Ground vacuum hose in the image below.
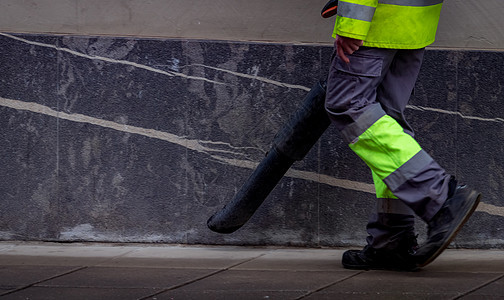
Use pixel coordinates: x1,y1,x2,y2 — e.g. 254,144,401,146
207,80,330,233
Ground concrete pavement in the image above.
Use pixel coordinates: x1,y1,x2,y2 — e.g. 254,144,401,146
0,242,503,299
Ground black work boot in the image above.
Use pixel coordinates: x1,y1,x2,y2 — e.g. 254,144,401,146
342,233,419,271
414,184,481,267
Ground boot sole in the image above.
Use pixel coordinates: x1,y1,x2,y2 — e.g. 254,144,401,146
342,250,419,272
417,190,481,268
343,263,419,272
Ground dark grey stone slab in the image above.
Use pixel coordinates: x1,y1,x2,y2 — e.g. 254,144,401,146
0,33,503,248
0,35,59,106
442,51,504,248
411,50,460,111
0,34,60,241
0,108,59,240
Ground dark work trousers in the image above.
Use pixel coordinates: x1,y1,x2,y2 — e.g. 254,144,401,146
325,46,452,250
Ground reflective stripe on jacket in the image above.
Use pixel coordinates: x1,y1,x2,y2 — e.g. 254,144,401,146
332,0,443,49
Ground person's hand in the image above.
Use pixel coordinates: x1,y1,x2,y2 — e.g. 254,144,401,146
335,35,364,64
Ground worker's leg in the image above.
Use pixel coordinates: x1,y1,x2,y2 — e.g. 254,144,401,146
366,171,416,250
327,46,480,269
326,46,450,222
326,46,447,270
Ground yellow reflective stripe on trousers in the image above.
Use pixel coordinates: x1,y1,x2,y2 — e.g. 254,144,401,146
348,114,422,181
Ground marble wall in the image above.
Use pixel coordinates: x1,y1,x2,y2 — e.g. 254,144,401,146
1,33,503,248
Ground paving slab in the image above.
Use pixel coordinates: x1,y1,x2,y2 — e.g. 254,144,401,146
304,291,459,299
306,270,502,300
154,269,358,299
0,286,159,300
0,265,78,286
38,266,214,289
233,248,344,271
462,275,504,299
151,290,304,300
423,249,504,273
96,245,269,269
0,265,82,297
0,265,81,295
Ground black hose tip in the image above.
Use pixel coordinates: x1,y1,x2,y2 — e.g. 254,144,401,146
207,213,242,234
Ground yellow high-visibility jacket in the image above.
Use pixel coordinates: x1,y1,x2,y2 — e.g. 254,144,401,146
333,0,444,49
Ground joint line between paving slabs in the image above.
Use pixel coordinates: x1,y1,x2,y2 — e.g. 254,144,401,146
450,273,504,300
137,253,268,300
0,266,88,297
295,271,365,300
